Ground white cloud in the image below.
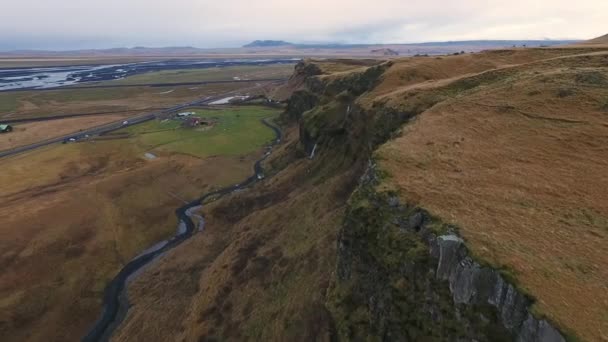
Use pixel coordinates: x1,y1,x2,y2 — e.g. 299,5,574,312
1,0,606,49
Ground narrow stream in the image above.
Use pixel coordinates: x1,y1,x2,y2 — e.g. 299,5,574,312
83,118,282,342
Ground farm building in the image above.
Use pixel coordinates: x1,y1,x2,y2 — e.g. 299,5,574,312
182,117,202,127
177,112,195,117
181,117,217,128
0,124,13,133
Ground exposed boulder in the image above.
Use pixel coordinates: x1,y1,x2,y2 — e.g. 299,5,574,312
434,234,566,341
518,314,566,342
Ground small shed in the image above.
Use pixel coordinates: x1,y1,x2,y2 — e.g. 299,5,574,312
182,117,202,127
182,117,216,128
0,124,13,133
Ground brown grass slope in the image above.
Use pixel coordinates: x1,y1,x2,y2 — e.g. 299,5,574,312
373,51,608,341
586,33,608,45
107,47,607,341
568,33,608,48
111,123,366,341
109,59,389,341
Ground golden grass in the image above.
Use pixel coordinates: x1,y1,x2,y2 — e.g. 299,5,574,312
364,48,597,103
375,50,608,341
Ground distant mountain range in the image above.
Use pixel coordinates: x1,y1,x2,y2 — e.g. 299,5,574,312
242,39,581,49
0,39,584,59
243,40,292,47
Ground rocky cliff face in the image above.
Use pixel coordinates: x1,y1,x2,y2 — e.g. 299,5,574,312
332,163,510,341
283,60,393,156
436,236,565,342
331,161,567,341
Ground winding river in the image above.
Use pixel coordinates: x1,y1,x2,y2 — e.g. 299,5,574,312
83,118,282,342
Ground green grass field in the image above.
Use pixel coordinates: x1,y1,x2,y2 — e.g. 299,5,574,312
123,106,279,157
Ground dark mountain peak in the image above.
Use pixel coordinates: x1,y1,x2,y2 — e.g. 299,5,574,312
243,40,292,48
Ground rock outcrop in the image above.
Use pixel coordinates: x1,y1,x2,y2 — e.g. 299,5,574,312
435,235,565,342
331,161,567,341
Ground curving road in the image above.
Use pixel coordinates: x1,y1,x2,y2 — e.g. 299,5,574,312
82,118,282,342
0,82,283,159
0,108,168,125
0,98,204,159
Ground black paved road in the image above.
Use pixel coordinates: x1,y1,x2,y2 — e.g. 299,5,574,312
0,108,168,125
0,112,156,159
0,82,283,159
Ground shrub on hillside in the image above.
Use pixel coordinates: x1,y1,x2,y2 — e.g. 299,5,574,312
575,71,607,85
556,88,575,98
600,99,608,112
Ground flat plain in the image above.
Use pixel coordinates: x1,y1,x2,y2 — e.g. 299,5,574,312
0,60,288,341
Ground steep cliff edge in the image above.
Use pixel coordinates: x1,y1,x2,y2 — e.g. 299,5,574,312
289,51,606,341
331,161,566,341
372,51,608,341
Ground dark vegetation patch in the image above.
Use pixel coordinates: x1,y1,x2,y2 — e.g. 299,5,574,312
600,98,608,112
575,71,607,85
210,188,290,225
329,181,512,341
281,302,337,342
231,237,263,276
64,245,86,259
556,87,575,98
242,300,254,317
443,68,511,95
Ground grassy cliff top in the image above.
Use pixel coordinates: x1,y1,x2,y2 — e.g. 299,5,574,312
365,48,608,340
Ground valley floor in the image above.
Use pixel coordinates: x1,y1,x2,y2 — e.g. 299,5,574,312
0,105,281,341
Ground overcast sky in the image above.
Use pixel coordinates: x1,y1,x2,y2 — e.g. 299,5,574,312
1,0,606,50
